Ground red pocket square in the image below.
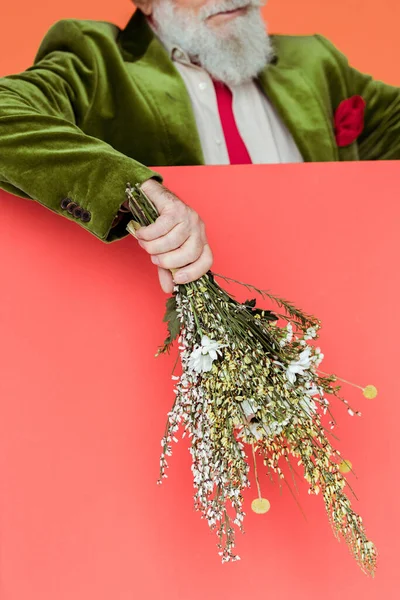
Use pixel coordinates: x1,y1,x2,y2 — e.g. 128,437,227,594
334,95,366,147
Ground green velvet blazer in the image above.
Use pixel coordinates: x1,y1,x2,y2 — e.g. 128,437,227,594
0,9,399,243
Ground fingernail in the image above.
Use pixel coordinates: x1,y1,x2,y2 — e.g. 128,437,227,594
174,272,188,284
151,256,160,265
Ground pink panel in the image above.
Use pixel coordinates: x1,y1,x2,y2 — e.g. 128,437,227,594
0,162,398,598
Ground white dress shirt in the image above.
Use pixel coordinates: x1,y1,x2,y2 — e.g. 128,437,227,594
147,21,304,166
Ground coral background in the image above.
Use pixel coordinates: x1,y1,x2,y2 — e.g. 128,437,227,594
1,2,399,599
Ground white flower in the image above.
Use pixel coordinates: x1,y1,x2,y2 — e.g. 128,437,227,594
240,399,261,421
365,541,375,550
237,422,265,441
303,381,320,396
285,346,312,384
313,346,324,367
279,322,294,347
304,326,317,340
237,414,291,442
285,322,294,342
188,335,226,374
247,422,265,440
298,395,318,417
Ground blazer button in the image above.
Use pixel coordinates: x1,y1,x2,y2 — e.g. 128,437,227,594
66,202,78,214
72,206,83,219
60,197,72,210
81,210,91,223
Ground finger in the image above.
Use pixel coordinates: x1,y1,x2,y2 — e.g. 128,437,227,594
138,221,190,255
150,235,204,270
136,186,186,241
157,266,175,294
173,244,214,285
135,210,182,241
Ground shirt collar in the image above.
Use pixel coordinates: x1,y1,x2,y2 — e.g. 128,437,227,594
145,14,200,67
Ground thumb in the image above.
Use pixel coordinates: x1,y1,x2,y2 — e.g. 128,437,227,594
157,266,175,294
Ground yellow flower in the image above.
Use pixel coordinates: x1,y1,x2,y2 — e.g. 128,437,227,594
251,498,271,514
363,385,378,399
339,459,352,474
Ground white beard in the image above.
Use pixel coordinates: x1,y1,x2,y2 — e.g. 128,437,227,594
149,0,274,86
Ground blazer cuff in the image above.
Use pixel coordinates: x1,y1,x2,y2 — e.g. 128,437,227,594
59,164,163,244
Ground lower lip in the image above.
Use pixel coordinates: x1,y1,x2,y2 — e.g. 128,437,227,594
209,6,248,22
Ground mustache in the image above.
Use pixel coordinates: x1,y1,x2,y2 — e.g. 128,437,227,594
199,0,265,21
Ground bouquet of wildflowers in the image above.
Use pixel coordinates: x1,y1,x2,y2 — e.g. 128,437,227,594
125,182,378,577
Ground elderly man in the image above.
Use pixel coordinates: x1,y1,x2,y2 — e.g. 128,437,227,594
0,1,399,293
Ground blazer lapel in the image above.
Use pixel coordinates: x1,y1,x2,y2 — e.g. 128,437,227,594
118,10,205,166
257,61,339,162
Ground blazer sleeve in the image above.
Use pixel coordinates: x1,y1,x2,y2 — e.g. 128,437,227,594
315,34,400,161
0,19,163,244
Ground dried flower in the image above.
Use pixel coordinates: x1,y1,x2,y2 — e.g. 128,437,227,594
363,385,378,399
125,182,378,577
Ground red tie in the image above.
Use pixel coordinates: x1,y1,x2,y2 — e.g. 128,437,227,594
212,79,252,164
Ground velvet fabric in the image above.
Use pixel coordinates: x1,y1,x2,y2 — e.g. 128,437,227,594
0,9,399,243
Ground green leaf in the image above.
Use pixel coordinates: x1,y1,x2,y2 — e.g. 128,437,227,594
163,296,176,322
244,298,257,308
260,310,279,322
243,298,278,321
157,295,181,355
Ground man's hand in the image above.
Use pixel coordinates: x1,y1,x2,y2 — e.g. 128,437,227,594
134,179,213,294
